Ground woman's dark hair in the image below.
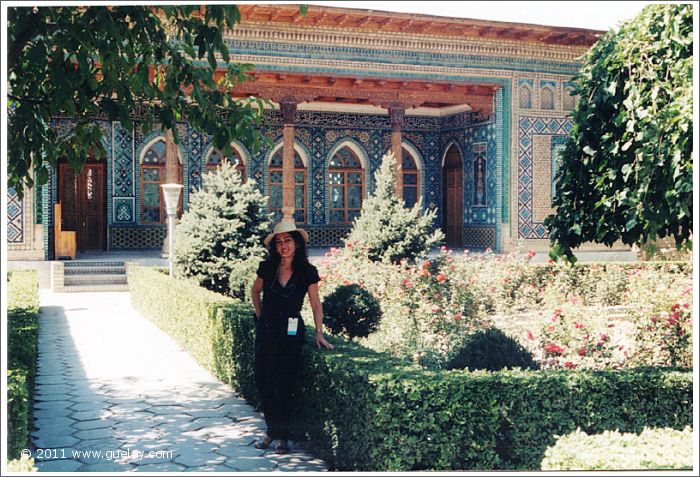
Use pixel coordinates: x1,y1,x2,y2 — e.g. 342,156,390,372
267,230,308,272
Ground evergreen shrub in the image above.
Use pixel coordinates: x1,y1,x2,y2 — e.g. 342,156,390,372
446,328,538,371
541,426,693,470
322,284,382,339
173,162,270,299
344,152,443,264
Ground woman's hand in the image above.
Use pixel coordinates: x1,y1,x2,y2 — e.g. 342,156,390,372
315,331,335,350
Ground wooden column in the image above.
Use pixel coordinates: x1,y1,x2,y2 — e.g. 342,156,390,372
165,128,179,183
388,103,406,200
280,97,298,224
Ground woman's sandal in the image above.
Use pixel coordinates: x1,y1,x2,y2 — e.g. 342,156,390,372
254,435,273,450
275,440,290,454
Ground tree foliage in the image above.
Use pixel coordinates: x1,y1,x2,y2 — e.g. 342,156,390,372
7,5,266,195
344,152,444,263
546,4,693,262
172,162,270,299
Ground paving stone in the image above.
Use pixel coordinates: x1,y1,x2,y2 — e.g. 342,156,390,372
74,427,116,441
81,462,136,472
72,438,125,464
32,434,80,449
72,409,113,421
33,407,73,419
71,401,110,412
173,451,226,468
35,375,68,385
184,464,234,472
33,416,76,429
72,418,116,431
34,400,73,410
35,459,83,472
214,441,265,459
130,462,187,472
34,393,73,402
185,409,228,419
109,402,151,413
224,455,278,472
149,405,188,415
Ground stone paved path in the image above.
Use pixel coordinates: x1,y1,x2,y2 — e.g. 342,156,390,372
31,290,327,472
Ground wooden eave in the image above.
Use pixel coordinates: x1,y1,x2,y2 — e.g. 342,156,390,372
238,4,603,47
223,70,498,115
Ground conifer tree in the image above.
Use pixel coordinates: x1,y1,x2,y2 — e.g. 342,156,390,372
345,152,444,263
173,161,271,298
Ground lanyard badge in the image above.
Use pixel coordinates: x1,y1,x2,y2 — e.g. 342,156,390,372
287,317,299,336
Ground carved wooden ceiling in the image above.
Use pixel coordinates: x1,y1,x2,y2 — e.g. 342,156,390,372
224,71,500,116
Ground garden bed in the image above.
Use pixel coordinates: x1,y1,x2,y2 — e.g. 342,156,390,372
128,264,693,471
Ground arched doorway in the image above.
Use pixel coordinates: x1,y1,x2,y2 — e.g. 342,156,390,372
442,145,463,248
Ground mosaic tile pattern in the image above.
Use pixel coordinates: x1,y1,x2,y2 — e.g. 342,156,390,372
46,110,503,249
230,39,584,76
7,187,23,243
517,115,573,239
36,184,43,225
464,120,498,225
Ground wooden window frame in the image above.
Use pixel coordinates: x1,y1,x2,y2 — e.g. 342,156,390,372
329,147,364,225
401,148,420,208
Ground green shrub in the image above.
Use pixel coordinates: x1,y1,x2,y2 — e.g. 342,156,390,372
228,299,692,470
541,426,693,470
6,270,40,465
446,328,538,371
323,284,382,340
344,152,443,264
128,264,693,471
173,161,270,299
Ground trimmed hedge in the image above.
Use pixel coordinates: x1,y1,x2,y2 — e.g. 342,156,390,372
7,270,40,465
541,426,693,470
128,265,693,471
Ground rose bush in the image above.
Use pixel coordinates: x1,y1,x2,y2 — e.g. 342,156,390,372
314,244,692,371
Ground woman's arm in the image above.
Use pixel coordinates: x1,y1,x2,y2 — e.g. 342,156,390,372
251,276,263,319
308,283,334,349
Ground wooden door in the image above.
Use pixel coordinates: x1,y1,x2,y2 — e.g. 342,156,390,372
59,162,106,251
443,147,463,248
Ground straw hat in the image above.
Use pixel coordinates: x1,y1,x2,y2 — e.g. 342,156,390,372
263,221,309,246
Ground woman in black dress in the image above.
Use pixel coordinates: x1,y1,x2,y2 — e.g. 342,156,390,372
251,221,334,454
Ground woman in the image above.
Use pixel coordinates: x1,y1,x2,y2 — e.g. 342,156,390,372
251,221,335,454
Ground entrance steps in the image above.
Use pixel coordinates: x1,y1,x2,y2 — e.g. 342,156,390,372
51,261,129,292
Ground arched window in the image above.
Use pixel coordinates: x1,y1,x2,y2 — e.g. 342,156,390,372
519,85,532,109
541,86,555,110
402,148,420,208
563,87,576,111
329,146,364,224
269,148,306,223
140,138,183,224
206,148,246,182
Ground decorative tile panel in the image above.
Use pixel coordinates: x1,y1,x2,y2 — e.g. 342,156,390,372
518,115,572,239
7,187,23,243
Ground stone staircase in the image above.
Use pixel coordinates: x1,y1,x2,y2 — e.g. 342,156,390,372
51,261,129,292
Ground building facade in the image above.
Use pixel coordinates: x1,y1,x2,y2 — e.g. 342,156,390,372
7,4,624,260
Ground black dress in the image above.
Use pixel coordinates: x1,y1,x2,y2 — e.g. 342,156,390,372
254,259,320,440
